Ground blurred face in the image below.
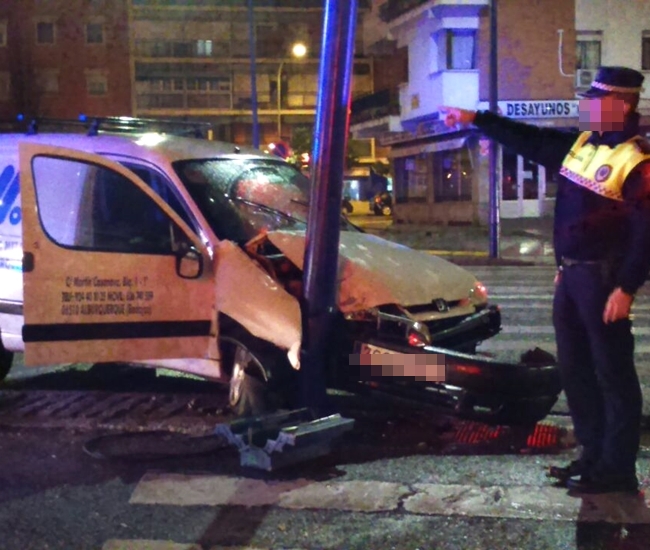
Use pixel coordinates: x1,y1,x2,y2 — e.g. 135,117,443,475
578,95,628,132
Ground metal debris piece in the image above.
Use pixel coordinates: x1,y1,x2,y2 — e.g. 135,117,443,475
214,408,355,471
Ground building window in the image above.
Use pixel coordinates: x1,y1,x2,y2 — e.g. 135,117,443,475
36,21,55,44
396,156,428,202
576,40,601,70
0,72,10,100
196,39,213,57
441,30,476,70
186,77,229,92
86,22,104,44
643,32,650,71
34,70,59,94
0,20,7,47
86,73,108,96
575,34,602,89
434,148,472,202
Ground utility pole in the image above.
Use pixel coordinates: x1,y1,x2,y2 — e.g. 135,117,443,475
300,0,357,414
248,0,260,148
488,0,500,258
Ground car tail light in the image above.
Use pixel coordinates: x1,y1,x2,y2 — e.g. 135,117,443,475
451,363,482,375
407,322,431,347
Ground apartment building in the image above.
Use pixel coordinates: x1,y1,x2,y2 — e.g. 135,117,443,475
354,0,650,224
575,0,650,108
0,0,132,121
0,0,375,154
353,0,578,224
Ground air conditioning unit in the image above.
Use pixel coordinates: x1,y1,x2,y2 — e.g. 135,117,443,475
576,69,596,89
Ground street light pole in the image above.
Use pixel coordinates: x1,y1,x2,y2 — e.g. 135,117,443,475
248,0,260,148
488,0,500,258
276,60,285,139
276,42,307,140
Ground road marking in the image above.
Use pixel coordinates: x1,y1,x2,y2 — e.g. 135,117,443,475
277,480,409,512
130,472,313,507
102,543,283,550
102,542,202,550
129,472,650,524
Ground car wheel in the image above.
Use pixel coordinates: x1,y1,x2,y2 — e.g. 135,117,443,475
227,344,270,417
381,205,392,216
0,341,13,383
221,328,294,417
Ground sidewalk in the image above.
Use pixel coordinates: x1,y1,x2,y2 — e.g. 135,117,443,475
362,217,556,266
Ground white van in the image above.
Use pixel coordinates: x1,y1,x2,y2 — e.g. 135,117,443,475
0,126,559,424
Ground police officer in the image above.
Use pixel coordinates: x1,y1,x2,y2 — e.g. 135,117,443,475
442,66,650,494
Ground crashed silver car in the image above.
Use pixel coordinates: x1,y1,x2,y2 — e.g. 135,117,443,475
0,132,559,425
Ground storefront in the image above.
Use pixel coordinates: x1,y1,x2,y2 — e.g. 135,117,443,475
386,99,579,225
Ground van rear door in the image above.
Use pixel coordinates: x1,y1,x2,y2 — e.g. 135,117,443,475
19,143,216,366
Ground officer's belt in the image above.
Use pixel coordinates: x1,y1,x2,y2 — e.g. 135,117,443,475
560,256,604,268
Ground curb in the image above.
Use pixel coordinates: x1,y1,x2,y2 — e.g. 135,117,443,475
420,249,553,267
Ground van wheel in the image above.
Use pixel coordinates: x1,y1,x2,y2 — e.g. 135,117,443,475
221,330,294,418
227,344,269,417
0,343,13,383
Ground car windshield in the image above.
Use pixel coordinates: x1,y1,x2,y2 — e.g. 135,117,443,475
173,158,357,243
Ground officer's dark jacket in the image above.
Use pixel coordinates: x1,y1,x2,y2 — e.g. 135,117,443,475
474,110,650,295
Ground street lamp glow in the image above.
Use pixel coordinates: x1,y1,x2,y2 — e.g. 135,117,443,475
292,42,307,58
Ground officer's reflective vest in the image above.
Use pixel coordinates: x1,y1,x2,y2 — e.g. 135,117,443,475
559,132,650,201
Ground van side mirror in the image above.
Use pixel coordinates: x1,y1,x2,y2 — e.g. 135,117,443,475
176,246,203,279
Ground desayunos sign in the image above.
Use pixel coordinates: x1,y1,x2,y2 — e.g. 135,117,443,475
477,100,579,119
0,165,21,226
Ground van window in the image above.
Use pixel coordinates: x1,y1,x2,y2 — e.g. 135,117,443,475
120,163,194,229
32,156,176,254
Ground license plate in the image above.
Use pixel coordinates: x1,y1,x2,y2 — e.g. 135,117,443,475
354,341,446,382
356,342,398,355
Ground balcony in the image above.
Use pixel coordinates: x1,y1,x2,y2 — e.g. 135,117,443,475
349,89,403,138
132,0,366,8
379,0,488,24
135,90,318,115
350,89,400,124
379,0,430,22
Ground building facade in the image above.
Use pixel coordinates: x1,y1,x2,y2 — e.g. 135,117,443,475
0,0,132,121
0,0,378,159
130,0,374,147
352,0,580,225
353,0,650,225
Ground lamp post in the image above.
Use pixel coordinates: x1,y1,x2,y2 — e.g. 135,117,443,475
277,42,307,139
248,0,259,148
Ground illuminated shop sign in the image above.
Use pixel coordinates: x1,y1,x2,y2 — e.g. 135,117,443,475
477,100,579,118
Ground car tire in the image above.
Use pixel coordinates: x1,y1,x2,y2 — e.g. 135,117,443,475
221,327,295,417
0,341,13,383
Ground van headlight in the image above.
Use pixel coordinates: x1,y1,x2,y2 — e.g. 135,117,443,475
469,281,488,306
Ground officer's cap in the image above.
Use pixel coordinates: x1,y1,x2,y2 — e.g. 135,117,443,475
579,66,645,98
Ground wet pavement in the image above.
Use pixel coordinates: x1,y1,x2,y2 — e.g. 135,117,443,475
351,214,555,266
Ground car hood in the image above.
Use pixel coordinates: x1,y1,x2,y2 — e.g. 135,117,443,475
266,230,478,312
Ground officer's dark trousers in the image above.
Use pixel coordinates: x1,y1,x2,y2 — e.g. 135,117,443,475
553,263,642,476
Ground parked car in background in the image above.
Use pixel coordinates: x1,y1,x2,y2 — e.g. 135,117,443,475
371,191,393,216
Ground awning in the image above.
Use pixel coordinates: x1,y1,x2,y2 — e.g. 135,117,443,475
389,137,467,159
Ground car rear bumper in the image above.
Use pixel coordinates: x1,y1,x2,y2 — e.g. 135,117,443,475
349,338,561,425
